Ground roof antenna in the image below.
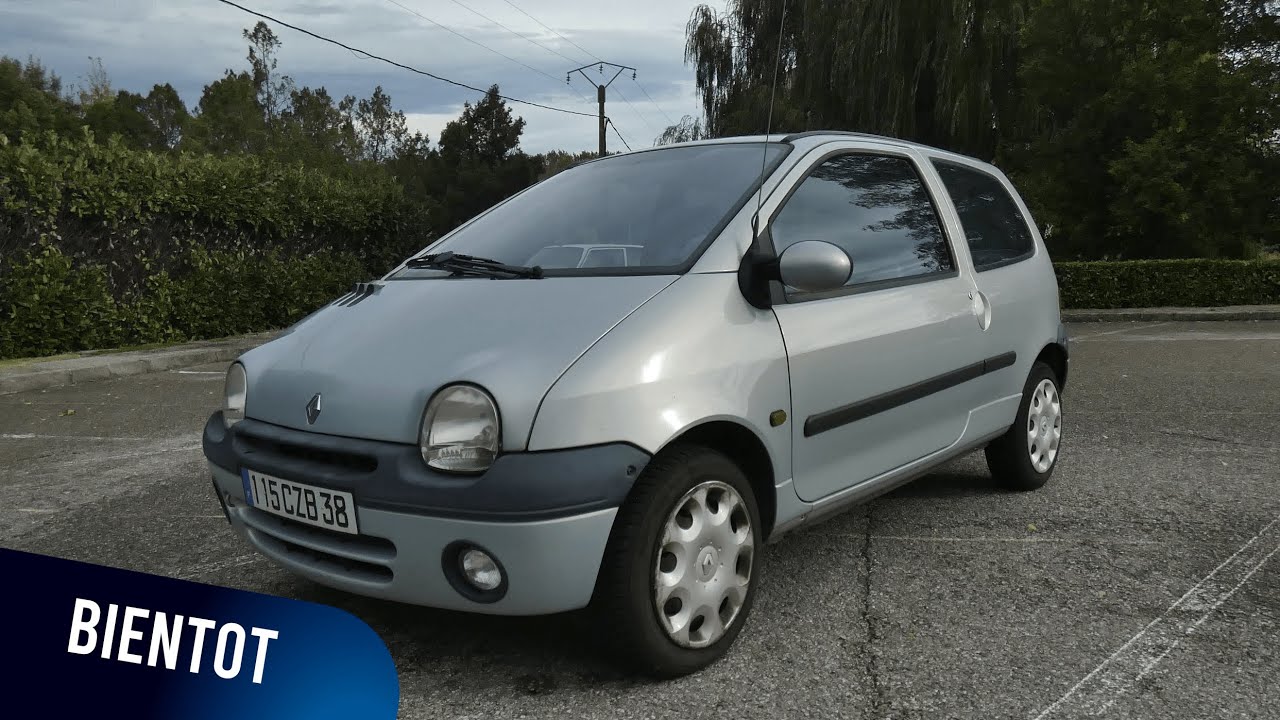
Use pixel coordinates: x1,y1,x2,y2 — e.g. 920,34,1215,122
739,0,790,311
754,0,790,223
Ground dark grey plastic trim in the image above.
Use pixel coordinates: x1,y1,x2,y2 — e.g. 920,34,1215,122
804,352,1018,437
203,414,649,521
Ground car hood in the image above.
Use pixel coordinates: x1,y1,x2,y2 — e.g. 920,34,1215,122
239,275,676,448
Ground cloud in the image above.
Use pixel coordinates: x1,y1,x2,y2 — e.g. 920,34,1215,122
0,0,711,152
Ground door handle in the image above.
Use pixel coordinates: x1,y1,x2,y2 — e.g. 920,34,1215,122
972,290,992,331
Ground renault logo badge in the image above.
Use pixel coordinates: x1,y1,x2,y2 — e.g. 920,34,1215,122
305,393,322,425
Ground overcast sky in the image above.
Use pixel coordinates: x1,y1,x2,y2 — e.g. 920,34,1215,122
1,0,715,153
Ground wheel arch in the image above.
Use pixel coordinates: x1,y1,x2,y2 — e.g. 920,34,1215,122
653,420,778,542
1036,342,1069,390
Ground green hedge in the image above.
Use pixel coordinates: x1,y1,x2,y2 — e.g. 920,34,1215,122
0,244,363,359
1054,259,1280,309
0,130,430,360
0,130,431,292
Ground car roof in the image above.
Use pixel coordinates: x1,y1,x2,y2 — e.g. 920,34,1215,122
627,131,999,173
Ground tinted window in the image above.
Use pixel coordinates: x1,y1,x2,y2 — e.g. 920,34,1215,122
581,247,627,268
771,154,954,289
392,143,789,277
932,160,1034,270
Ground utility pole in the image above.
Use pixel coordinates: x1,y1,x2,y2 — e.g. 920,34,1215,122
568,61,635,156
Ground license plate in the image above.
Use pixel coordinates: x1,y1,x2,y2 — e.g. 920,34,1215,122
240,469,358,535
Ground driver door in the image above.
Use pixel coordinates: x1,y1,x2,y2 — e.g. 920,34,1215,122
766,145,989,503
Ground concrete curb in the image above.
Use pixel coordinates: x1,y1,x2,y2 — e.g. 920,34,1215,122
0,332,276,396
1062,305,1280,322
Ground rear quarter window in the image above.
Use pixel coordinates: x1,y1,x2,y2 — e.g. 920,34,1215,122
931,160,1036,271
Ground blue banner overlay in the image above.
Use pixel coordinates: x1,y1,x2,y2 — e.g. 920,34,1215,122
0,548,399,719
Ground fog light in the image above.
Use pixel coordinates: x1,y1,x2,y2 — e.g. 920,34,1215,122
460,548,502,591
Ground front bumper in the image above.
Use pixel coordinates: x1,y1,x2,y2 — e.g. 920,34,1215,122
204,413,649,615
1057,321,1070,389
211,464,616,614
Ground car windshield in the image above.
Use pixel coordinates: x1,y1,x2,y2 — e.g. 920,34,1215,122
392,142,789,277
526,245,586,267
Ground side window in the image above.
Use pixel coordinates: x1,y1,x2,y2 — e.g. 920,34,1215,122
932,160,1035,271
771,153,954,290
581,247,627,268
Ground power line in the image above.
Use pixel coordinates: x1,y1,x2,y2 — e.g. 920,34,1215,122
485,1,675,134
382,0,594,110
446,0,585,66
631,77,676,126
611,85,657,139
498,0,601,64
564,72,601,107
569,61,636,155
211,0,597,119
607,118,632,152
380,0,560,85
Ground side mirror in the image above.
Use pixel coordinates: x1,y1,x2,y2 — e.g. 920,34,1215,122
777,241,853,292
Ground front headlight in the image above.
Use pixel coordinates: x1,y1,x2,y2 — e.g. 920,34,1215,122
223,362,247,428
420,385,500,473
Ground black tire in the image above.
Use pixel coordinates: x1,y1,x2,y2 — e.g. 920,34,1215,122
592,443,762,678
985,361,1063,491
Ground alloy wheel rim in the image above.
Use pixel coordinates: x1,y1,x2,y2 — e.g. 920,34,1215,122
653,480,754,648
1026,378,1062,473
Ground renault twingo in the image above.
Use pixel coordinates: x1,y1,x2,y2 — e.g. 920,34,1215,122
203,132,1068,677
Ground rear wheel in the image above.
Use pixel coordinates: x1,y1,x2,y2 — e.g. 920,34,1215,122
593,444,761,677
985,361,1063,491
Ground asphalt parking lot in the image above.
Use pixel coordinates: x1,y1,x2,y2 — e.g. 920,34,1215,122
2,320,1277,719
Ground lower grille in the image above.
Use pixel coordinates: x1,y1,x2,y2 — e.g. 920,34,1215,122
238,505,396,585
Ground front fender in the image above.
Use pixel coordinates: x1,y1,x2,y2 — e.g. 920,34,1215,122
527,274,793,486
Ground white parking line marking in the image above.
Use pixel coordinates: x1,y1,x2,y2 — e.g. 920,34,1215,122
174,370,224,375
1,433,147,441
1097,333,1280,342
1032,517,1280,719
870,535,1161,545
1071,322,1170,342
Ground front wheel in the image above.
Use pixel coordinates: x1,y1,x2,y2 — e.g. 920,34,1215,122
985,361,1063,491
593,444,761,677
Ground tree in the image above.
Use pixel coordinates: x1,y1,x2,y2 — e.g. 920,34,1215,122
681,0,1280,259
1004,0,1279,258
655,115,706,145
537,149,597,179
243,22,294,127
82,90,154,148
279,85,361,165
76,56,114,107
404,85,539,231
140,83,190,150
437,85,525,164
683,1,1023,157
185,71,265,154
354,86,408,163
0,56,78,141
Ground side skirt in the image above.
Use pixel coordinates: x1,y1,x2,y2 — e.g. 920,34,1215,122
768,427,1008,543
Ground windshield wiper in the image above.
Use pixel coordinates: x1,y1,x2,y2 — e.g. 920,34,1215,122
405,252,544,279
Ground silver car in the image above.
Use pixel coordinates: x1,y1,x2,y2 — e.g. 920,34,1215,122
203,131,1068,677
